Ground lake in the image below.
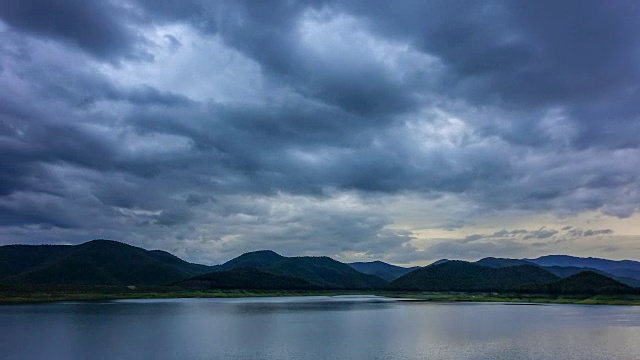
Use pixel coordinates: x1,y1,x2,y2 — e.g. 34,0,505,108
1,296,639,359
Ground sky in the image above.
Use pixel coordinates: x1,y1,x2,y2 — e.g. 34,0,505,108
1,0,640,265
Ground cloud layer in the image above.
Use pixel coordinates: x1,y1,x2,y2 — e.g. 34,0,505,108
1,0,639,263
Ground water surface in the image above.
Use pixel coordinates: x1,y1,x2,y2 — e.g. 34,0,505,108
1,296,639,359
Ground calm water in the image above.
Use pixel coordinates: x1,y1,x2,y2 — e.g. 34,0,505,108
1,296,640,360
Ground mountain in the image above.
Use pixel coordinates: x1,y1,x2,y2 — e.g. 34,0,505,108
177,267,317,290
475,257,610,278
0,240,213,286
429,259,450,266
3,240,638,292
207,252,387,289
269,256,387,289
388,261,559,291
526,255,640,281
540,265,597,278
211,250,285,272
0,245,74,280
521,271,636,295
348,261,419,281
476,256,640,287
475,257,535,268
536,265,639,287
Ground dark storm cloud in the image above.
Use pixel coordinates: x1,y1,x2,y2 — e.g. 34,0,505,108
132,0,210,27
0,0,148,61
1,0,640,262
122,0,640,147
345,0,640,105
215,0,420,116
0,26,194,200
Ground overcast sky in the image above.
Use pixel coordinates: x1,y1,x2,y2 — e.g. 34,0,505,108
1,0,640,265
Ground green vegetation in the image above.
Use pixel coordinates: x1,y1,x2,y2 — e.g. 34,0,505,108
266,256,386,289
178,267,318,290
208,250,387,289
520,271,636,295
517,255,640,286
0,240,213,286
2,286,640,306
211,250,285,271
2,240,639,305
348,261,418,281
475,257,534,268
381,291,640,305
475,257,640,287
388,261,559,291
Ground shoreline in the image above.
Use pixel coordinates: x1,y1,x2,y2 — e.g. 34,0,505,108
2,288,640,306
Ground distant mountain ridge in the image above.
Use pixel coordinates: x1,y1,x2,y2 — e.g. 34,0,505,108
526,255,640,281
388,261,560,292
521,271,635,295
2,240,638,294
348,261,419,281
472,256,640,287
475,257,534,268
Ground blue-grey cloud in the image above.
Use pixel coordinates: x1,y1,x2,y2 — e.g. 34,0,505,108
0,0,148,61
1,0,639,262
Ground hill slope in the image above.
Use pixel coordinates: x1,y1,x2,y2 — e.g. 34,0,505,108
475,257,535,268
521,271,636,295
526,255,640,282
0,245,74,280
208,252,388,289
210,250,285,272
348,261,418,281
177,267,317,290
388,261,559,291
476,257,640,287
269,256,387,289
0,240,213,286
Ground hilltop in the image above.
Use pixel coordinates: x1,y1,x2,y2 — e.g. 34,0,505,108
1,240,638,301
200,250,387,290
388,261,559,291
521,271,636,295
0,240,213,286
473,256,640,287
178,267,317,290
348,261,418,281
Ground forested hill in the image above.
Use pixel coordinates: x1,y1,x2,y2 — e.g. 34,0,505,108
387,261,559,291
348,261,419,281
205,250,387,290
0,240,213,286
2,240,638,294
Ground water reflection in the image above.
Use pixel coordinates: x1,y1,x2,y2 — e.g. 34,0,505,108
1,297,639,360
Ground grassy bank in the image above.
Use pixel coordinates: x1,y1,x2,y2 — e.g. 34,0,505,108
2,286,640,305
0,286,366,304
381,291,640,305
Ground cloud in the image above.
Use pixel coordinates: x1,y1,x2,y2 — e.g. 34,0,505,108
1,0,639,262
583,229,614,237
564,227,615,238
0,0,149,61
523,228,559,240
418,225,621,263
423,237,529,263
